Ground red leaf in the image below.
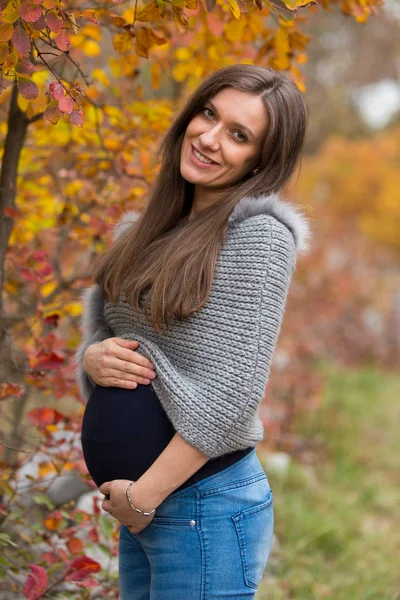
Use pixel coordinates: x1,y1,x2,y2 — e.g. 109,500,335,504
66,556,101,581
46,10,63,33
30,14,46,30
0,381,25,401
75,578,98,588
12,24,31,56
23,564,48,600
49,80,64,100
4,206,21,218
15,57,38,74
58,95,73,114
81,9,99,24
70,109,83,126
88,526,99,543
17,77,39,100
28,407,65,426
44,313,60,327
44,100,62,124
67,537,84,555
19,2,42,23
55,29,70,51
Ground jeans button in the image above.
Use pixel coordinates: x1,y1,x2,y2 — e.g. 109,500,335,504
190,520,196,526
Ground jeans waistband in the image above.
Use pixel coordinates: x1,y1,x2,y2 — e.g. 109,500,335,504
169,447,263,499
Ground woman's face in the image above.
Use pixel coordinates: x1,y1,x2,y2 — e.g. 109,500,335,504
180,88,268,191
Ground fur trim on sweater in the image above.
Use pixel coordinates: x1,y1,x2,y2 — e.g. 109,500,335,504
112,192,312,253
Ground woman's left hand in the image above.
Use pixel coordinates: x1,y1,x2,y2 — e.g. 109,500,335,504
99,479,156,534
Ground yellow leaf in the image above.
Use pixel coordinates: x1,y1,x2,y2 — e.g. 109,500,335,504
135,1,162,22
92,68,110,86
109,57,122,78
64,302,83,316
83,39,101,57
295,52,308,64
175,47,191,60
225,19,245,42
113,31,133,53
41,281,57,297
1,3,19,23
172,62,189,82
81,24,102,41
135,28,150,57
104,138,121,150
39,461,56,477
228,0,241,20
274,27,290,58
151,61,161,90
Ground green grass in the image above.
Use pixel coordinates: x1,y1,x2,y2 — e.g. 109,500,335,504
257,365,400,600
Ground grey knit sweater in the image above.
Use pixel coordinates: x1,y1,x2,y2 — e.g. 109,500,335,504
74,192,312,459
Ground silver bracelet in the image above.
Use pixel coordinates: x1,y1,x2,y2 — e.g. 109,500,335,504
125,481,156,517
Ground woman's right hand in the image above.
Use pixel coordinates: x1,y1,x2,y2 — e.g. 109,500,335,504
82,338,156,389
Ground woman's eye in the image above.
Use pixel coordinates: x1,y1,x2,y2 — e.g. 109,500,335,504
203,107,214,118
234,131,247,143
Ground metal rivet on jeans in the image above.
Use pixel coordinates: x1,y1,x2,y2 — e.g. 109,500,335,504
190,520,196,526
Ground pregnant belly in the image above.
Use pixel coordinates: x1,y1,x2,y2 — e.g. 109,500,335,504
81,383,175,488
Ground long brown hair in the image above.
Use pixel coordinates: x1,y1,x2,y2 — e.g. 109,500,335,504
93,64,308,333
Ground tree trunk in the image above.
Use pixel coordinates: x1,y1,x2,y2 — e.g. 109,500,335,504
0,81,29,466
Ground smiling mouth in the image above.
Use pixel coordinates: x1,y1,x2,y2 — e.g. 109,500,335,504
191,144,218,165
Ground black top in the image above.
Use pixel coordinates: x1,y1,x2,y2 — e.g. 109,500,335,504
81,383,253,495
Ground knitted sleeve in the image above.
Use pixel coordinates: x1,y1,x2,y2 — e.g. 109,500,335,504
73,284,115,401
155,215,297,458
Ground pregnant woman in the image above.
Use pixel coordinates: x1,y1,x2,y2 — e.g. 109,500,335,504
74,64,311,599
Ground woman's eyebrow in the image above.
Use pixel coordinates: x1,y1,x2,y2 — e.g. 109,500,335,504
207,100,256,141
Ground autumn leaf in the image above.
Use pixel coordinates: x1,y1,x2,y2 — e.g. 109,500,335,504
45,10,64,33
135,0,162,22
65,11,79,35
81,9,100,24
23,564,48,600
3,48,19,70
28,407,65,426
17,76,39,99
70,109,84,126
134,27,150,57
49,80,64,100
38,461,57,477
55,30,70,51
65,555,101,581
1,2,20,23
0,22,14,42
15,57,38,74
12,24,31,56
113,31,133,53
58,95,73,113
0,381,25,401
67,537,84,555
19,2,42,23
228,0,241,19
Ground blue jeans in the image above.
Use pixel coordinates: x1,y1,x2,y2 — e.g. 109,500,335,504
118,448,274,599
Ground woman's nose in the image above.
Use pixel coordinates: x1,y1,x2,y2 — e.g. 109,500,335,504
199,126,221,150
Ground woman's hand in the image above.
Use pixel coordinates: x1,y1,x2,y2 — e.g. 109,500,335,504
82,338,156,389
99,480,157,534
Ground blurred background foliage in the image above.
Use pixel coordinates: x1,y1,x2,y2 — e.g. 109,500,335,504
0,0,399,597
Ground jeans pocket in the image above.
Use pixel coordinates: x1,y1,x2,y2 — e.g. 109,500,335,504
231,489,274,590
